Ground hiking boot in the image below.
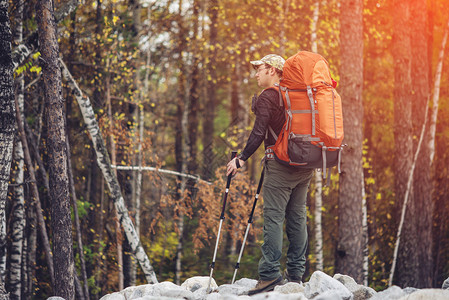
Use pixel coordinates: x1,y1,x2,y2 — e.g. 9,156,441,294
247,275,283,295
283,269,303,284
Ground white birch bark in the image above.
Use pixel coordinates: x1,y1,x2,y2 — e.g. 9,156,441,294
0,0,16,286
136,49,152,236
175,55,190,285
9,68,25,300
135,105,144,236
311,0,320,53
314,171,323,271
310,0,323,272
361,172,368,286
60,59,158,284
429,18,449,163
9,1,25,297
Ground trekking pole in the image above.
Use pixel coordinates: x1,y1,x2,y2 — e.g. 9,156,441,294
207,151,237,293
231,167,265,284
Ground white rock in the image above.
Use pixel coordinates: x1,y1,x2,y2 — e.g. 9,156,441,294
133,296,184,300
304,271,352,300
371,285,405,300
397,288,449,300
182,276,218,291
443,278,449,289
234,278,258,289
314,289,353,300
100,293,126,300
152,281,194,299
205,292,223,300
251,291,307,299
333,274,376,300
193,287,208,300
47,298,66,300
274,282,305,294
333,274,359,292
128,284,155,299
352,287,376,300
217,284,246,296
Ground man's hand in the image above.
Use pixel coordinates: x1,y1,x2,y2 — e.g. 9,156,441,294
226,157,245,176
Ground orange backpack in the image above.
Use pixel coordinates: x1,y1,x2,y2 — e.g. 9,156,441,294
266,51,344,175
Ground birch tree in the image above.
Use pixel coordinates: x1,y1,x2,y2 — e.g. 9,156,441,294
61,60,158,284
36,0,75,298
337,0,365,283
310,0,323,272
9,1,25,297
0,0,16,292
174,0,189,284
429,18,449,163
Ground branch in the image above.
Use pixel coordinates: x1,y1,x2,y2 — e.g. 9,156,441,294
111,165,211,185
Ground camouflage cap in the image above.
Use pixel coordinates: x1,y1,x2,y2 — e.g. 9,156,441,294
250,54,285,71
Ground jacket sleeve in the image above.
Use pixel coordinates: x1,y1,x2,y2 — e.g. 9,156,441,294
239,89,278,161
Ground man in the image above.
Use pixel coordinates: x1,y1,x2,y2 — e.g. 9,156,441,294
227,54,314,295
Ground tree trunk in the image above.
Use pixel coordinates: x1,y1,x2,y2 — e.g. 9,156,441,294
314,171,323,271
202,0,218,181
410,0,433,288
8,1,25,298
310,0,323,273
25,200,37,299
391,0,418,287
187,0,200,182
36,0,75,298
66,133,89,299
361,173,369,286
336,0,365,283
105,68,124,291
60,60,158,284
429,18,449,162
0,1,16,289
9,54,25,300
123,0,142,287
174,0,188,284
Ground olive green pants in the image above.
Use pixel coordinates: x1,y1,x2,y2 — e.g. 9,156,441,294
258,160,313,281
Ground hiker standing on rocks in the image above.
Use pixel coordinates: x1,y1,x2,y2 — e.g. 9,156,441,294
226,54,314,295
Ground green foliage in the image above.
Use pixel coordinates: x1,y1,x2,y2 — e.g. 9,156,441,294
75,199,93,219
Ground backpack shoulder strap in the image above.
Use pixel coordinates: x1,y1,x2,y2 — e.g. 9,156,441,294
263,85,284,107
266,125,278,141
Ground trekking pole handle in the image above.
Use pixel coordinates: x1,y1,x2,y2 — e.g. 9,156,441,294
226,151,238,187
220,151,237,219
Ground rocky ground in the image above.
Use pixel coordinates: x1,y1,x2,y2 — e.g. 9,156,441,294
92,271,449,300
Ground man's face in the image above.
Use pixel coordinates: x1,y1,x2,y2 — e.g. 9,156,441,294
255,64,273,88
